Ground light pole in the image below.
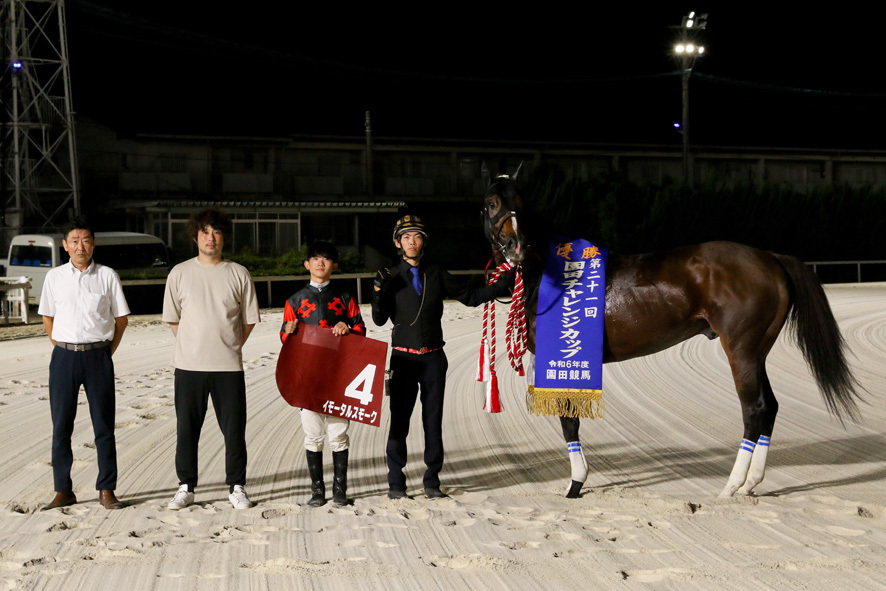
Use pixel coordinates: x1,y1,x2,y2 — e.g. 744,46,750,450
673,11,707,186
364,111,374,199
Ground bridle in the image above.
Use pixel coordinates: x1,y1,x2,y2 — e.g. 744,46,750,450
474,169,530,413
482,175,522,260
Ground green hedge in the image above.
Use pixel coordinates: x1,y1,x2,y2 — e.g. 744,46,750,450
227,245,368,276
118,245,367,280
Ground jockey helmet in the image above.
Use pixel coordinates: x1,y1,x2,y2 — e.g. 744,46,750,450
392,215,428,241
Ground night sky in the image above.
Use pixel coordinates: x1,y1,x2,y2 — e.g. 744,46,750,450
64,3,886,149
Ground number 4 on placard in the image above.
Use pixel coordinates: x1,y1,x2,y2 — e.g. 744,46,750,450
344,364,377,406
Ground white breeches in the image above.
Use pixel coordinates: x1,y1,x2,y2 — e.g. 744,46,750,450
301,409,349,452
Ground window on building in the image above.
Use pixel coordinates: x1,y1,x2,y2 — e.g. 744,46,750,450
232,221,256,254
257,222,276,255
278,221,300,252
159,153,188,173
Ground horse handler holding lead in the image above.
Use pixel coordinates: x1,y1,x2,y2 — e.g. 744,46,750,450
371,215,513,499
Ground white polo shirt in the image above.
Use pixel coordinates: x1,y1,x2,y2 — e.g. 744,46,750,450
38,261,131,344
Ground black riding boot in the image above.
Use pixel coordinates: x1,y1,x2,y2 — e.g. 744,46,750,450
332,449,351,506
306,450,326,507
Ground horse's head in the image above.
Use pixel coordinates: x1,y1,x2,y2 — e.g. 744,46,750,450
481,162,526,265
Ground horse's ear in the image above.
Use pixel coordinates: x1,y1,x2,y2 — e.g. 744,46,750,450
481,162,491,188
511,161,523,181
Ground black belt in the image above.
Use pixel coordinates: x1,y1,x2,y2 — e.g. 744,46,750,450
56,341,111,352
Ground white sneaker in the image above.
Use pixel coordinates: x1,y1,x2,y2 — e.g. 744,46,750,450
167,484,193,510
229,485,254,509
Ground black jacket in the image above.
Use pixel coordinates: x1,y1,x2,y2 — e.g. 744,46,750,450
371,260,512,350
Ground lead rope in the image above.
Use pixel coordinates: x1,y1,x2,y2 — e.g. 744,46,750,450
476,261,526,413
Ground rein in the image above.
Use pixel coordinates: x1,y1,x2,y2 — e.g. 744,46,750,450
476,259,527,413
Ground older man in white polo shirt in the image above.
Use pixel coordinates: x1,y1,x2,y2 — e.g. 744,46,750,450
38,216,130,511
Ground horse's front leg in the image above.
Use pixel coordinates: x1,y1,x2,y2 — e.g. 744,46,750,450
560,416,587,498
528,351,589,498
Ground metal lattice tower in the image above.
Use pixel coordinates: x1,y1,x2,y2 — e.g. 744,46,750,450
1,0,79,246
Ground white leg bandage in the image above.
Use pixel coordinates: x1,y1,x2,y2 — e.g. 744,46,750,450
719,439,755,498
567,440,589,491
739,435,770,495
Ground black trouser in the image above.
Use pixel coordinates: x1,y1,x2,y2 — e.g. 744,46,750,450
48,345,117,492
386,349,448,490
174,369,247,491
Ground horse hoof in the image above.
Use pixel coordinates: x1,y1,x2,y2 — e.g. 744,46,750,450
565,480,583,499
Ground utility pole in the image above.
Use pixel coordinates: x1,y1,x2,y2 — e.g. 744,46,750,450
1,0,79,250
364,110,373,199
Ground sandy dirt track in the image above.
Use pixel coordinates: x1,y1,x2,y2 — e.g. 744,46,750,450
0,284,884,590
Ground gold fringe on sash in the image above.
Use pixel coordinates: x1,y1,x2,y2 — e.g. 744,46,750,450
526,386,604,419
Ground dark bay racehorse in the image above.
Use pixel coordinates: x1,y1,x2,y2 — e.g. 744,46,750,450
481,164,861,498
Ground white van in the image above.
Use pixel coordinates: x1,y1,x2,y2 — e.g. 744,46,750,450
5,232,170,305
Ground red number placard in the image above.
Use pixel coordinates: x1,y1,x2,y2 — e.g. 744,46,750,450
276,323,387,427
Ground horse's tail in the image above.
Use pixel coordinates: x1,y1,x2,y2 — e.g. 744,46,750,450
774,254,862,423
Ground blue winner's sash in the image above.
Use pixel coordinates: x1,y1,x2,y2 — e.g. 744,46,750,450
529,238,607,419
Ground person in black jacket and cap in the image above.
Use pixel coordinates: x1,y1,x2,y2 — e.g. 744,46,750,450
372,215,512,499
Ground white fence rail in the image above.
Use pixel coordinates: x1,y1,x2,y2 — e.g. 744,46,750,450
807,260,886,283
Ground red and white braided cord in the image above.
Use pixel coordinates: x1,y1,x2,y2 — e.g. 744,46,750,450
504,267,526,375
479,262,526,377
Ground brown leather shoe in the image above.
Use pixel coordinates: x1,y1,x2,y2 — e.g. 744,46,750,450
41,491,77,511
99,490,122,510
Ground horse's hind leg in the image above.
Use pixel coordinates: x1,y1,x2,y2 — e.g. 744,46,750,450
738,370,776,495
714,261,788,498
560,416,586,498
719,354,779,498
